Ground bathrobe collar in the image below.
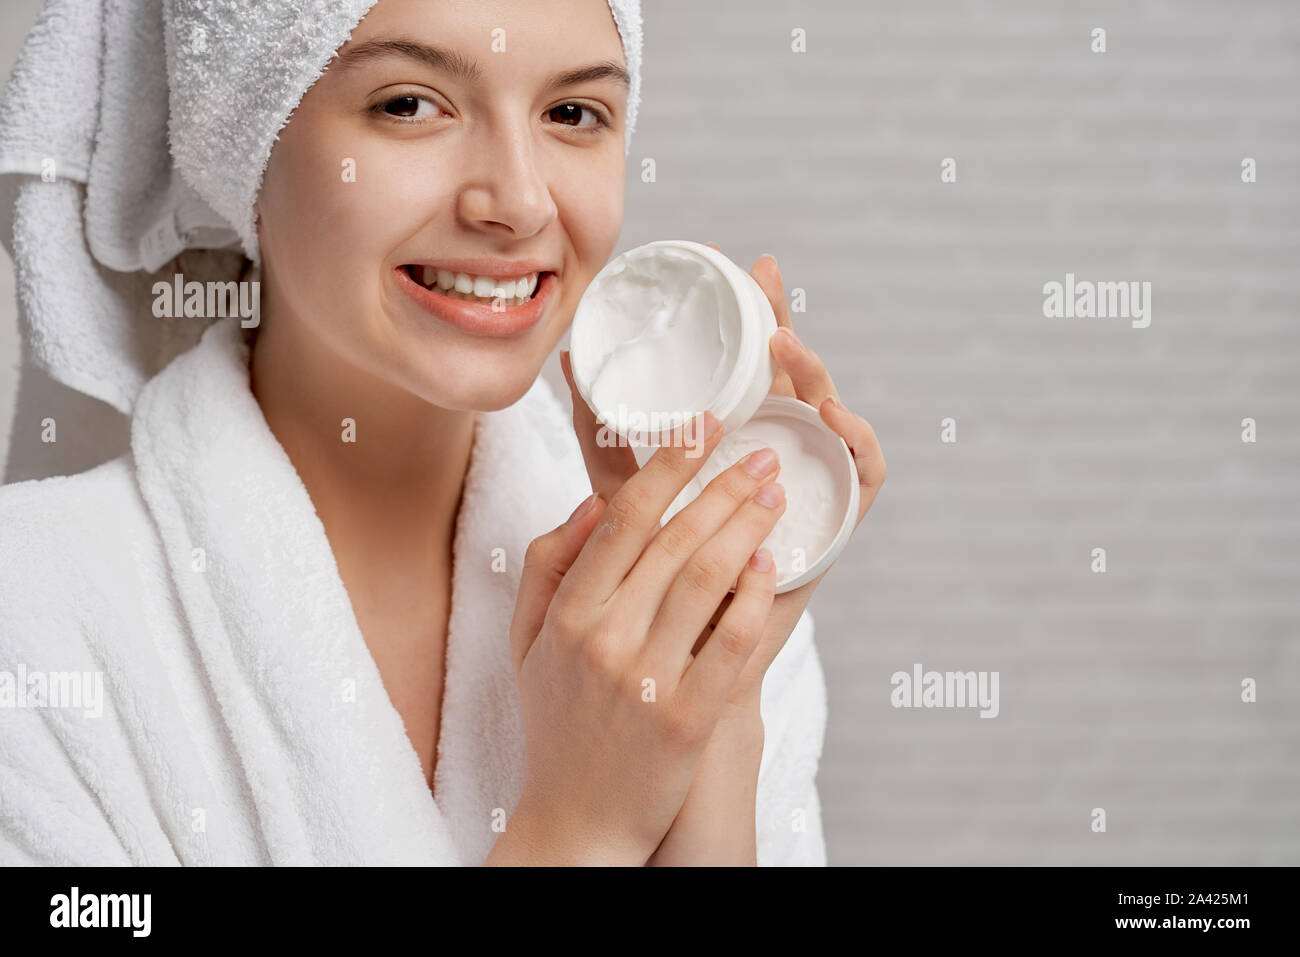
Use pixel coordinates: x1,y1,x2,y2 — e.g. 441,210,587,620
129,316,588,865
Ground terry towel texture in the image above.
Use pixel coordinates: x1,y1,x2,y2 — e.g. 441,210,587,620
0,317,829,865
0,0,643,420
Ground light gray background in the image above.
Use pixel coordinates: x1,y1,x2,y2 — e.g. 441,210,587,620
3,0,1298,865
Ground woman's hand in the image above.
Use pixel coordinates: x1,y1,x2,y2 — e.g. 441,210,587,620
487,411,788,866
558,246,886,864
656,249,887,865
698,247,887,719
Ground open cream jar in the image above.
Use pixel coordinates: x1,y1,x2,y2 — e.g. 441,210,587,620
568,240,776,444
569,240,858,593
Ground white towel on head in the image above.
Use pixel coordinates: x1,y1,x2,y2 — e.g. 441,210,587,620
0,0,643,439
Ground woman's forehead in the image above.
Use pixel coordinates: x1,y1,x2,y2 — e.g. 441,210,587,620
332,35,629,93
343,0,626,68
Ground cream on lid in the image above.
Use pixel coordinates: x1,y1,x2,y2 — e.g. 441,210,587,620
664,396,858,590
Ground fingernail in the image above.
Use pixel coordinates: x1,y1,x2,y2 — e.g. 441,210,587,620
779,327,803,351
754,482,785,508
827,394,846,412
566,492,597,525
697,411,722,441
681,411,722,457
742,447,778,478
749,548,774,571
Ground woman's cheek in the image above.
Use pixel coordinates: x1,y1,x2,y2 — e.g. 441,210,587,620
298,145,385,260
291,145,418,322
551,153,623,256
575,180,625,269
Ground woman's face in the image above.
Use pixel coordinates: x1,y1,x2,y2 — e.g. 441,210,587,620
256,0,628,411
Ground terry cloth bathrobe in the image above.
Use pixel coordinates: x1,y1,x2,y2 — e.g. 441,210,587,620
0,1,829,865
0,315,829,865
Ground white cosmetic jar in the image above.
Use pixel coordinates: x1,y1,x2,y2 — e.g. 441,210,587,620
569,240,776,444
569,240,859,594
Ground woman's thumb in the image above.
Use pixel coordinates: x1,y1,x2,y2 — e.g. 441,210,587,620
509,492,605,674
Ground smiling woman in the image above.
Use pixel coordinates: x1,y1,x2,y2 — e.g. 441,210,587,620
253,0,631,415
0,0,835,868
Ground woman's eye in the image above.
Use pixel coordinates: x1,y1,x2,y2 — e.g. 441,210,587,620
375,94,440,120
547,103,607,131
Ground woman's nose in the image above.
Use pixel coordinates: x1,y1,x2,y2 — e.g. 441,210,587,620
456,126,557,239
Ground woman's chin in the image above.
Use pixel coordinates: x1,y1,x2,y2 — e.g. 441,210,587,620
402,360,542,414
379,309,568,412
461,380,535,413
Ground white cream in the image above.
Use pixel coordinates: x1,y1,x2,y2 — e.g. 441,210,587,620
576,245,741,434
570,242,857,594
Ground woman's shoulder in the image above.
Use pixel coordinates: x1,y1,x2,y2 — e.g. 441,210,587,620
0,455,161,643
0,453,147,547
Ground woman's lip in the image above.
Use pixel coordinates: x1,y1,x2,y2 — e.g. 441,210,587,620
394,266,556,338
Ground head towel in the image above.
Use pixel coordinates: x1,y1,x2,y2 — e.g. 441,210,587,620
0,0,643,420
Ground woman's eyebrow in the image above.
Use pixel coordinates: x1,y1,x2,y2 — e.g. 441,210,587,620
334,37,628,91
335,38,483,82
544,60,630,91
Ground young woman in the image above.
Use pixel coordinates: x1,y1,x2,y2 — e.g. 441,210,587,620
0,0,884,865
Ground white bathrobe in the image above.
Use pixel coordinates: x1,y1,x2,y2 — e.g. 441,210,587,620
0,316,828,866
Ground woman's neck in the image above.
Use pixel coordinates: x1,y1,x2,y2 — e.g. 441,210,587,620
247,304,476,584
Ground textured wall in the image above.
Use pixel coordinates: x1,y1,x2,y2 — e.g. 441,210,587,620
4,0,1299,864
605,0,1300,865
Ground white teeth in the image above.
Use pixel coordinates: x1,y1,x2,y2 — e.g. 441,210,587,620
411,267,542,303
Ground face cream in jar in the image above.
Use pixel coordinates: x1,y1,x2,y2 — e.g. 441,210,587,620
568,240,776,445
569,240,858,593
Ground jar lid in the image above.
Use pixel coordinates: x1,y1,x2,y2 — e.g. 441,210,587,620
662,395,859,593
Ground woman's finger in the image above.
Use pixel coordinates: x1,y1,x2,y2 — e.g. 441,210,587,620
510,493,606,676
751,254,792,330
618,444,782,623
673,549,776,716
557,412,726,609
770,325,838,410
560,349,639,504
645,478,786,673
750,254,798,398
818,395,887,523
